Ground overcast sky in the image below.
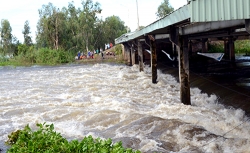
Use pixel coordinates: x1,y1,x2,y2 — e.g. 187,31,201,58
0,0,187,43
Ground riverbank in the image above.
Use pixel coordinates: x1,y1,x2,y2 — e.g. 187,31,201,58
74,54,125,64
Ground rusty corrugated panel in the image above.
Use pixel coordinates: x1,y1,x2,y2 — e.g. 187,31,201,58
190,0,250,22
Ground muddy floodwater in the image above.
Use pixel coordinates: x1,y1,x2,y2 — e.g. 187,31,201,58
0,63,250,152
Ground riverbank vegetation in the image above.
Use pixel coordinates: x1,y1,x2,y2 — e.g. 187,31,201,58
0,0,127,66
5,123,140,153
208,40,250,55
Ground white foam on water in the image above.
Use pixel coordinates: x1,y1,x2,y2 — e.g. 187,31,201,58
0,64,250,152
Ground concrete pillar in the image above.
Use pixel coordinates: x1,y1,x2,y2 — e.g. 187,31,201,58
178,36,191,105
150,38,157,84
138,41,144,72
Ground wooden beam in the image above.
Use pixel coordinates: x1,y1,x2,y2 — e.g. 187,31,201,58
178,35,191,105
150,35,157,84
138,40,144,72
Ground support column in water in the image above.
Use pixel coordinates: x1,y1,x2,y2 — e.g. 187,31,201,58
178,35,191,105
150,35,157,84
138,40,144,72
229,36,235,62
131,44,135,66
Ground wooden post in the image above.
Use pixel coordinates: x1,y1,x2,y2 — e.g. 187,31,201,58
123,44,128,61
224,39,230,60
149,35,157,84
170,26,191,105
188,40,192,56
124,44,129,65
202,38,208,53
172,43,178,67
129,46,133,66
131,45,135,65
228,37,235,62
138,41,144,72
178,36,191,105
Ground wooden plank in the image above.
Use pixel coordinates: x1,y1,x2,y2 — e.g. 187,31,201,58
179,36,191,105
138,41,144,72
150,35,157,84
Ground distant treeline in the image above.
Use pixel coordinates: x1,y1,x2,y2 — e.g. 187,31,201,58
0,0,128,65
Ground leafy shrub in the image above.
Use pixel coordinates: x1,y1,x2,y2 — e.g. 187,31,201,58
208,42,224,53
114,44,123,55
6,123,141,153
35,48,74,65
235,40,250,55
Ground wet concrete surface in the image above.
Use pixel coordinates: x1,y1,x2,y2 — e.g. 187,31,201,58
158,55,250,116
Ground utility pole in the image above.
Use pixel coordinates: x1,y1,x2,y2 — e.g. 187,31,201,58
136,0,140,30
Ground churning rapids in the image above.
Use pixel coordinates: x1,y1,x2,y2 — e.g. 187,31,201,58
0,64,250,153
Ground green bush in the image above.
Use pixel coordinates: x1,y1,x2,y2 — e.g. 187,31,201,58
114,44,123,55
235,40,250,55
35,48,74,65
208,42,224,53
6,123,141,153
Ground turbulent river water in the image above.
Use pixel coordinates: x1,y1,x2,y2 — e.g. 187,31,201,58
0,63,250,153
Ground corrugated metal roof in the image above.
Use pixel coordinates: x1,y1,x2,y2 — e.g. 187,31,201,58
190,0,250,22
115,4,190,44
115,0,250,44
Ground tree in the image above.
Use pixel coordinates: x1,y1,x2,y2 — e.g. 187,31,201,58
79,0,101,53
36,3,67,50
0,19,13,55
156,0,174,19
35,0,127,54
22,20,33,46
103,16,127,44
